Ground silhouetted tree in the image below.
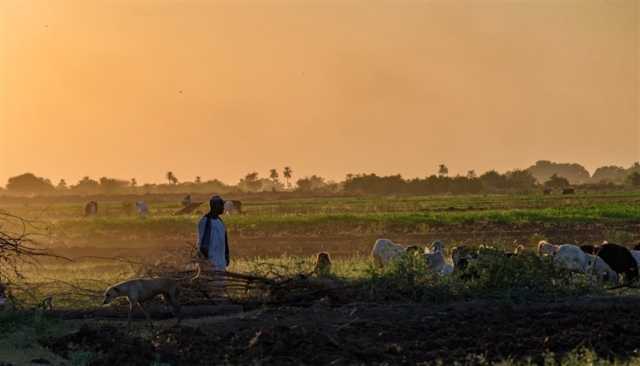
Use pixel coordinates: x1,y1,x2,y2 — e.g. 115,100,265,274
99,177,129,194
130,178,137,187
195,176,202,184
166,171,178,185
70,177,100,195
627,172,640,187
527,160,590,184
438,164,449,177
544,174,570,189
240,172,261,192
479,170,507,191
296,175,326,193
592,166,627,184
466,170,477,179
506,170,537,190
56,179,68,191
283,166,293,189
6,173,55,195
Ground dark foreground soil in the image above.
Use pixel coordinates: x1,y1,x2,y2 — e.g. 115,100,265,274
40,296,640,365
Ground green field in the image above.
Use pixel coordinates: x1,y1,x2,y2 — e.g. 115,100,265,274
3,191,640,250
4,191,640,365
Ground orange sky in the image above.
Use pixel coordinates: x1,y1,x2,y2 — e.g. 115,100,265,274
1,0,638,185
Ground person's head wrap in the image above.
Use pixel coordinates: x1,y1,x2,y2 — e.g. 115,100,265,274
209,195,225,216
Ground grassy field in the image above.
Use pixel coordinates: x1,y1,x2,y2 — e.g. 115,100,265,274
3,191,640,365
2,191,640,253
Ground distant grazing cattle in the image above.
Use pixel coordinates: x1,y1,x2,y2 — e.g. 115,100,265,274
135,201,149,217
562,188,576,195
84,201,98,217
182,195,192,208
224,200,243,215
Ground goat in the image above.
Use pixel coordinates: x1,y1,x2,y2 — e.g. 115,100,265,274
424,240,452,275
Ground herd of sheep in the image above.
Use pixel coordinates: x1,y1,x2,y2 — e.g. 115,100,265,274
370,238,640,285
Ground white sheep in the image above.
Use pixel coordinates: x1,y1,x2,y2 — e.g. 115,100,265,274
538,240,559,256
586,254,619,284
553,244,589,273
371,239,411,268
552,244,618,284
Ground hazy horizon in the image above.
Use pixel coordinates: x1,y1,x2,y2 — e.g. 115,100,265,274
2,0,638,186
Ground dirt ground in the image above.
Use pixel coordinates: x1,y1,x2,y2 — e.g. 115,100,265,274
48,221,640,260
37,296,640,365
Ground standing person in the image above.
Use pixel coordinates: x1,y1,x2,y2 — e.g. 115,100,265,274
197,196,230,271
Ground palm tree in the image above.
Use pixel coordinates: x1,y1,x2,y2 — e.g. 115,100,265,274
438,164,449,177
269,169,280,191
166,171,178,185
283,166,293,189
269,169,279,182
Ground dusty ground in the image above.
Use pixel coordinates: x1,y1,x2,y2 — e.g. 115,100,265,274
47,221,640,260
36,296,640,365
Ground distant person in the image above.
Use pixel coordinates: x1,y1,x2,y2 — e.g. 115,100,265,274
136,201,149,217
197,196,230,271
84,201,98,217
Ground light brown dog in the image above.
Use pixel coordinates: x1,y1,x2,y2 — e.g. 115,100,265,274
103,265,199,328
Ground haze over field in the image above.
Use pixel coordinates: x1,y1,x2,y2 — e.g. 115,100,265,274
1,0,638,185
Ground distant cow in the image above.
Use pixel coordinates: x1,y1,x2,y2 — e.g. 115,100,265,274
224,200,243,215
122,202,134,216
562,188,576,195
135,201,149,217
84,201,98,217
182,195,192,208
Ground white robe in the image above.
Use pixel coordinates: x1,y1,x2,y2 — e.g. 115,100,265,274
197,217,227,270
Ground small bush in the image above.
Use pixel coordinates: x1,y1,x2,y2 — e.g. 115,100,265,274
69,351,95,366
356,248,598,304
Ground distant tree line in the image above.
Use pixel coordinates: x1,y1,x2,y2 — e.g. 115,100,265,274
2,161,640,197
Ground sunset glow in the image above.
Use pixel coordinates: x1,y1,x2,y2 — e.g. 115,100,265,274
1,0,638,185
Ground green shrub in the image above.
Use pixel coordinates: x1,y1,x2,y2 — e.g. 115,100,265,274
357,247,598,304
69,351,95,366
